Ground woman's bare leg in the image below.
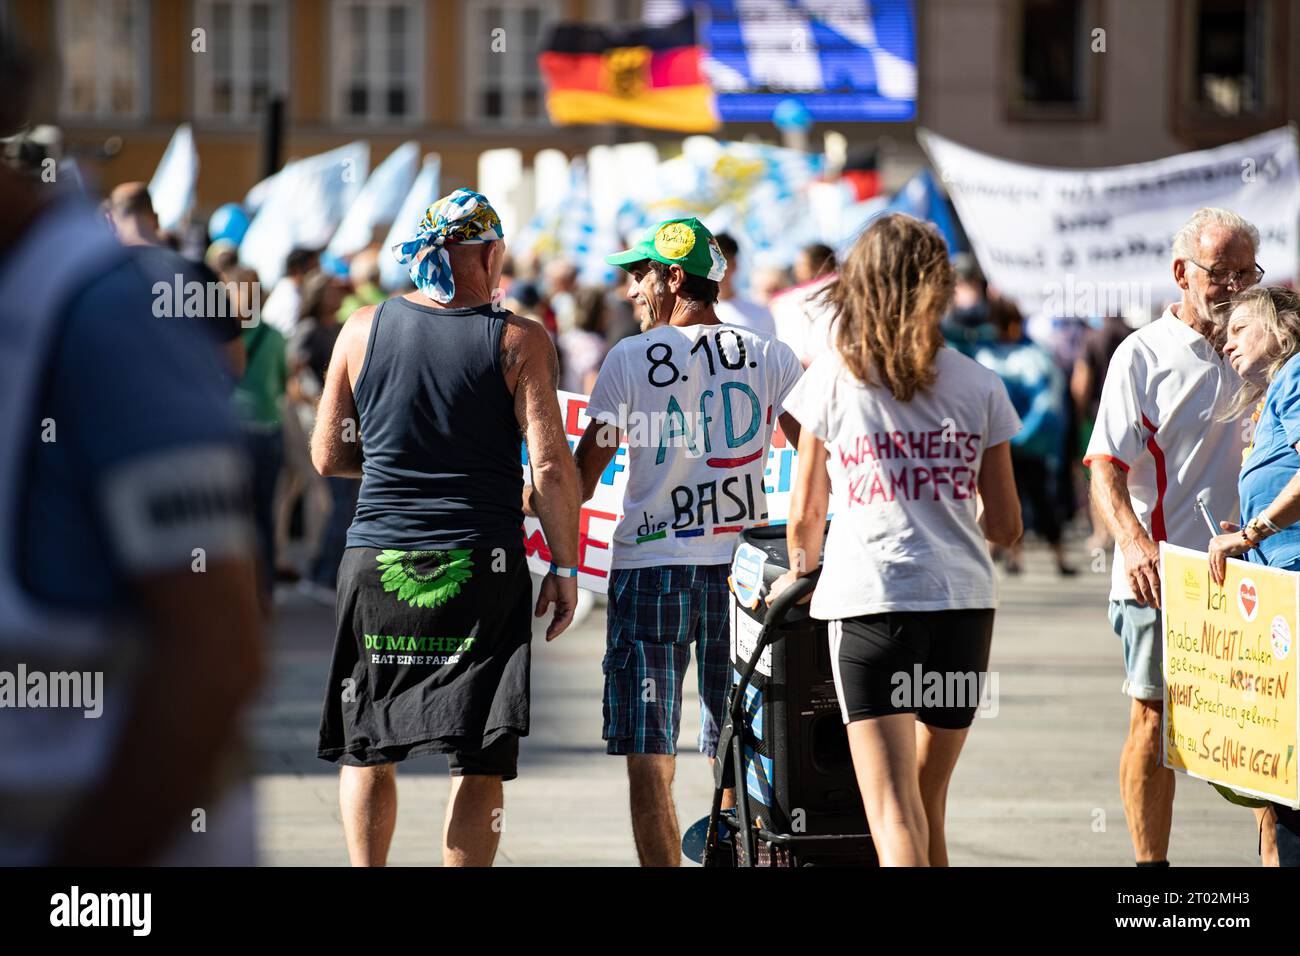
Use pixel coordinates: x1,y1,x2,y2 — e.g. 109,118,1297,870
846,713,929,866
915,722,971,866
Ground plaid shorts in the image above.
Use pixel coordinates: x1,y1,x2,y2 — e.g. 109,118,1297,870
603,564,732,757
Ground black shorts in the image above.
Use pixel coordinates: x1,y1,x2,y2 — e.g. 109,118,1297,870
829,609,995,729
318,546,532,780
338,731,520,778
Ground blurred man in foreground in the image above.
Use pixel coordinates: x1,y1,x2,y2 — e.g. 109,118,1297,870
0,28,264,865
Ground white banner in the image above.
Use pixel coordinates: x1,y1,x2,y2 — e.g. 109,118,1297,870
521,390,799,593
919,126,1300,317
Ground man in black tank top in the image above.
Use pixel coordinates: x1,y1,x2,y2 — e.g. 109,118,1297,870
311,189,580,866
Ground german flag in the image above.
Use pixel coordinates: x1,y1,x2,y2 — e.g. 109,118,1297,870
539,14,719,133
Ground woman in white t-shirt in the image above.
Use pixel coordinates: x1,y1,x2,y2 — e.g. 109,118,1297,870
771,214,1024,867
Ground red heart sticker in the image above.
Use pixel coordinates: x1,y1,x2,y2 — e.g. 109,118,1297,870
1240,582,1257,618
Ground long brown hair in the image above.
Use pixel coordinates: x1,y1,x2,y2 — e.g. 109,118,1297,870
815,214,954,401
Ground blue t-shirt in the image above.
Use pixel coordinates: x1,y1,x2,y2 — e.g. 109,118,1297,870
971,339,1064,463
1239,353,1300,572
20,254,244,610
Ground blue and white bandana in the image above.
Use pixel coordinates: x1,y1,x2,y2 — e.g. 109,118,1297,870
391,188,504,303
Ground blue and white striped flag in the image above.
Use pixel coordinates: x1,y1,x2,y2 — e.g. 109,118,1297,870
659,0,917,122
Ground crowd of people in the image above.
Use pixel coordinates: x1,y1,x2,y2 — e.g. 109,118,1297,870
94,172,1149,619
6,20,1300,870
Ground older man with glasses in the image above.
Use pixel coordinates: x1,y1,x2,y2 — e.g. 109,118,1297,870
1084,206,1271,866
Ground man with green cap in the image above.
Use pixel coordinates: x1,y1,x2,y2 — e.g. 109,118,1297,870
573,217,803,865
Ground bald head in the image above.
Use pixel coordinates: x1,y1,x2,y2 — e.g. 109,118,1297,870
425,238,505,307
108,182,160,246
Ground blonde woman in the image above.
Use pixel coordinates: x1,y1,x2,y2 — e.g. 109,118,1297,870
1208,285,1300,867
769,215,1023,866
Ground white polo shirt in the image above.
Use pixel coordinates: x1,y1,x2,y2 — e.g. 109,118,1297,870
1083,306,1244,601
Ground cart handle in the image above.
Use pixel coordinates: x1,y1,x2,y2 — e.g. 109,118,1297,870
764,572,819,631
729,569,821,721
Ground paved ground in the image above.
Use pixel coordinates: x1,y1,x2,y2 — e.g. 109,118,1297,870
251,540,1266,866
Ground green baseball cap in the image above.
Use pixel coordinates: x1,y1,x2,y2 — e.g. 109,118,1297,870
606,217,727,281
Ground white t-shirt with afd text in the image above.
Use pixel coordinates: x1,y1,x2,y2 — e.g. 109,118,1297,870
585,322,804,569
782,347,1022,620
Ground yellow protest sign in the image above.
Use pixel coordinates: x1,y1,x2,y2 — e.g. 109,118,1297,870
1160,543,1299,807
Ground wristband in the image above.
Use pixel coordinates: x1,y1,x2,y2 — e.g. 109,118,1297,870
548,562,578,578
1258,514,1283,535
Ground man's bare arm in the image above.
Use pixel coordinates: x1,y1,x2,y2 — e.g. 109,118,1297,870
311,310,368,478
511,320,580,568
573,424,620,504
1070,358,1092,416
1090,458,1152,548
777,411,802,448
1090,458,1161,607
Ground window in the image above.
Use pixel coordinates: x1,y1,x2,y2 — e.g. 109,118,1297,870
331,0,424,124
1175,0,1288,142
193,0,287,121
463,1,560,126
58,0,149,120
1193,0,1272,115
1007,0,1101,121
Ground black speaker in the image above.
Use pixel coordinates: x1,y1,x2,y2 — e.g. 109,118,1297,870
728,526,870,861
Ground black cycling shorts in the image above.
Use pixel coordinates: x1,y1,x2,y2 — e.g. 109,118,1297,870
829,609,995,729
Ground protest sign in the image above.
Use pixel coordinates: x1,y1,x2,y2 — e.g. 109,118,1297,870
920,126,1300,318
1160,543,1299,807
521,389,797,593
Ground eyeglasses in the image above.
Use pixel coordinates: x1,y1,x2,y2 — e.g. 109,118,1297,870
1187,259,1265,288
